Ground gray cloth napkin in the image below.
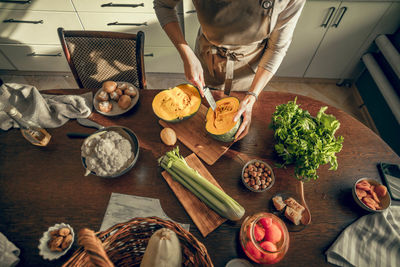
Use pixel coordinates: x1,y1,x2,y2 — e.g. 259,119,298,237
0,83,92,131
326,205,400,267
0,232,20,267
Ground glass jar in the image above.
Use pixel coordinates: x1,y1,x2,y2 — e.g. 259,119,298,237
240,212,289,264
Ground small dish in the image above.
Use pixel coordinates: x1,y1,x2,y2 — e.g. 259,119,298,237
353,177,391,213
81,126,140,178
38,223,74,260
241,159,275,192
93,81,139,116
269,193,307,232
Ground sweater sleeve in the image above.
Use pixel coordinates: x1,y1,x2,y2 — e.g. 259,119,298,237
259,0,306,74
153,0,181,28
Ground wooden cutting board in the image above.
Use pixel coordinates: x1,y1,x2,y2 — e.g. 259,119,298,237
159,104,234,165
161,153,227,237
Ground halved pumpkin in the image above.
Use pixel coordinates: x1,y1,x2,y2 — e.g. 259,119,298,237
152,84,201,123
205,97,241,142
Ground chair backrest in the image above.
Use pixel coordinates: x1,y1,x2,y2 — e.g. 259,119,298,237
58,28,146,89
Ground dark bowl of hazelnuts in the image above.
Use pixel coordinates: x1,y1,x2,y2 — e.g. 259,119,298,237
242,159,275,192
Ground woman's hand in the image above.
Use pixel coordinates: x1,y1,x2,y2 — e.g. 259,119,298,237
233,94,256,141
181,47,205,96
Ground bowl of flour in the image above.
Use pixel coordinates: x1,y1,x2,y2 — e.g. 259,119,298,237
81,126,139,178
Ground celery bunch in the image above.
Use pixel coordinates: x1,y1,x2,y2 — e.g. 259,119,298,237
159,147,245,221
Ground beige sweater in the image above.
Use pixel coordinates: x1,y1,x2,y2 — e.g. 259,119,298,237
154,0,305,74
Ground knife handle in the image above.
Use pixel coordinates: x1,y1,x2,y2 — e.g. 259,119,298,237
67,132,91,138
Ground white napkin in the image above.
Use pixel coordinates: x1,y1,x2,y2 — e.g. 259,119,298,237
326,205,400,267
0,232,20,267
0,83,92,131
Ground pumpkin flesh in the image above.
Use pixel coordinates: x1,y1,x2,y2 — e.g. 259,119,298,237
206,97,241,142
152,84,201,122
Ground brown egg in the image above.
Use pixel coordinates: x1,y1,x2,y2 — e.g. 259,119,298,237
160,128,177,146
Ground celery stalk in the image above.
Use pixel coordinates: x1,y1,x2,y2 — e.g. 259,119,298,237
159,147,245,221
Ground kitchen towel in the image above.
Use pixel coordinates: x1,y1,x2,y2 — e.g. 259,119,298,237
100,193,190,232
0,83,92,131
0,232,20,267
326,205,400,267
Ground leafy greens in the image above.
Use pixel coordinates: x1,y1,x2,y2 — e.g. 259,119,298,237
270,98,344,181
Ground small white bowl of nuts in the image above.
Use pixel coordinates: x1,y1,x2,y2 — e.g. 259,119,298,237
242,159,275,192
38,223,74,260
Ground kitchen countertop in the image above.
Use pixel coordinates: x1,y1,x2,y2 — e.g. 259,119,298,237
0,89,399,266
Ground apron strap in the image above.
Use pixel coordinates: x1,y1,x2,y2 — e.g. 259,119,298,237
211,46,243,95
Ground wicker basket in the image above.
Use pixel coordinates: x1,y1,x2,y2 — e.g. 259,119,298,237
63,217,213,267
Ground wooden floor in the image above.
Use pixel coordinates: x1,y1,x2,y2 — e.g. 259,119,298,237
0,72,371,130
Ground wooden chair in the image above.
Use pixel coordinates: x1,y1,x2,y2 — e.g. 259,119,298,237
58,28,146,89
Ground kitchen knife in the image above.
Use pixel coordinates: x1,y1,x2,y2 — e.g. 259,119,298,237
77,118,105,130
203,86,217,111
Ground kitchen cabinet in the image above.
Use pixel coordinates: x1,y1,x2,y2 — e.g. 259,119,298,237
0,0,82,72
0,10,83,45
74,0,182,73
0,50,14,70
0,44,70,72
0,0,183,73
183,0,199,50
276,1,395,79
304,1,392,79
277,1,342,77
77,12,172,47
0,0,75,11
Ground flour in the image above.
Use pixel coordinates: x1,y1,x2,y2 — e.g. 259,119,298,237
81,131,133,176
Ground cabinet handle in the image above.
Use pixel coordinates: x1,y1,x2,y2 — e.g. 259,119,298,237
0,0,31,4
27,52,62,57
186,10,196,14
332,7,347,28
144,53,154,57
3,19,43,24
321,7,335,28
101,2,144,8
107,21,147,26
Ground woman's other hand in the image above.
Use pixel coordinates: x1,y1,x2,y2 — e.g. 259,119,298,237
233,94,256,141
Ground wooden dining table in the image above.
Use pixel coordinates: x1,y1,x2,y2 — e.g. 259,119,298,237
0,89,399,267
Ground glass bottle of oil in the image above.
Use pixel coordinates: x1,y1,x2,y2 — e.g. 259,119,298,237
0,102,51,146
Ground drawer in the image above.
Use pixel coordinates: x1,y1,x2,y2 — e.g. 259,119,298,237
78,12,170,47
0,44,70,72
0,10,83,45
72,0,154,13
144,46,183,73
0,0,75,11
0,50,15,70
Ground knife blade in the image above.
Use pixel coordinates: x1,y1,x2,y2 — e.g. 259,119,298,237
203,86,217,111
77,118,105,130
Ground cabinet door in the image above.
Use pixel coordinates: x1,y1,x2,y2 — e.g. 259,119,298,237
78,12,171,47
0,50,15,70
183,0,199,50
277,1,341,77
305,1,391,79
0,10,83,45
0,0,75,11
72,0,154,13
0,44,70,72
144,46,183,73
